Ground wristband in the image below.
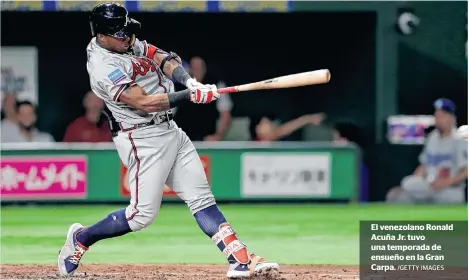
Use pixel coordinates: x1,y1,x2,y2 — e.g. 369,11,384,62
168,89,191,107
171,65,191,86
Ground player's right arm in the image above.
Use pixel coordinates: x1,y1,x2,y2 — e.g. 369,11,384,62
118,85,219,113
118,85,188,113
94,62,219,114
414,151,427,177
414,132,431,177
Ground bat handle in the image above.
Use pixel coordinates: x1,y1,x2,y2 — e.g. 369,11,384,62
218,86,239,94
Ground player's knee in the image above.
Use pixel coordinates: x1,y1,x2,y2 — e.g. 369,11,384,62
127,210,158,232
187,192,216,215
140,212,157,228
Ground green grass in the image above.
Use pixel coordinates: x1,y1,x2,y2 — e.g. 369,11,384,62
0,203,466,265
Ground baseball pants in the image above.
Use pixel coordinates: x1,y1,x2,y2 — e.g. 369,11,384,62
113,120,216,231
386,175,465,204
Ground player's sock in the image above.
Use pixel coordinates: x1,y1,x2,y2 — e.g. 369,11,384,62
194,205,249,265
194,204,227,236
76,208,131,247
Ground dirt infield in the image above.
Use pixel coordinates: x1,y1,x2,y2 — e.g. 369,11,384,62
1,264,359,280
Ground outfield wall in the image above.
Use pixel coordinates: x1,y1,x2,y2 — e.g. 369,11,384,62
0,142,359,203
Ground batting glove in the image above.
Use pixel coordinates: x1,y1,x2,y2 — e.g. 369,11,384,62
190,84,220,104
185,78,205,90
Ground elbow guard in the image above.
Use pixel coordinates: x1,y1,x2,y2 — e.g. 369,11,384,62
160,52,182,72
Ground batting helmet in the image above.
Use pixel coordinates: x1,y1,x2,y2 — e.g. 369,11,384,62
89,2,141,42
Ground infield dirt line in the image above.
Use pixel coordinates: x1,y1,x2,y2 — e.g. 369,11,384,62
0,264,361,280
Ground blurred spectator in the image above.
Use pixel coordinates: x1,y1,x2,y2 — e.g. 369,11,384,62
63,91,112,142
1,93,19,141
250,113,325,141
173,56,233,141
2,100,54,143
386,98,467,204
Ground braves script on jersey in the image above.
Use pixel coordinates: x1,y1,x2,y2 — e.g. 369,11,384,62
87,38,174,124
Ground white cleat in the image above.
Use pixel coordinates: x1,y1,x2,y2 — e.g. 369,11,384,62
226,254,280,278
253,261,280,277
57,223,88,277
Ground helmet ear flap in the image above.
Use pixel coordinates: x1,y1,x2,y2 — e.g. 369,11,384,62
126,18,140,46
129,34,136,47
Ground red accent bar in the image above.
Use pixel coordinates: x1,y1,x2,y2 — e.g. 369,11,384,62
218,86,238,94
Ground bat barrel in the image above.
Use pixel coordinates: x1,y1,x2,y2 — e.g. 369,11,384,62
218,69,330,94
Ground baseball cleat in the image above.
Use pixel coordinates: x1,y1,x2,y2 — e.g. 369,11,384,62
226,262,251,278
57,223,88,276
226,254,280,279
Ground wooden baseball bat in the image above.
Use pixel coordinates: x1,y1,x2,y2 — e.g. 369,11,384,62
217,69,331,94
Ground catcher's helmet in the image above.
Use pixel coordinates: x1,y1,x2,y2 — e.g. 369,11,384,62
89,2,141,41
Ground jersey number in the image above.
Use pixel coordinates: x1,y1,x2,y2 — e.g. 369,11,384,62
131,57,157,80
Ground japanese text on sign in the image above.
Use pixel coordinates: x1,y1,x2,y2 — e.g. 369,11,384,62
1,156,87,199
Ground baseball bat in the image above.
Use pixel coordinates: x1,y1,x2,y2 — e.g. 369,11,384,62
217,69,331,94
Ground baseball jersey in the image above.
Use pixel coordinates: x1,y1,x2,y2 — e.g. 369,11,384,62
86,38,175,125
419,128,468,188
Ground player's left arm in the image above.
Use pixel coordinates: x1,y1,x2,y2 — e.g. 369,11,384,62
141,41,201,89
153,48,190,85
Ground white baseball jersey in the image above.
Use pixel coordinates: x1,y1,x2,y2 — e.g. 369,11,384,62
86,38,175,125
85,38,215,233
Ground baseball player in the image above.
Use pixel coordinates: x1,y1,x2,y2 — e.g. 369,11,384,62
386,98,468,204
57,3,279,278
